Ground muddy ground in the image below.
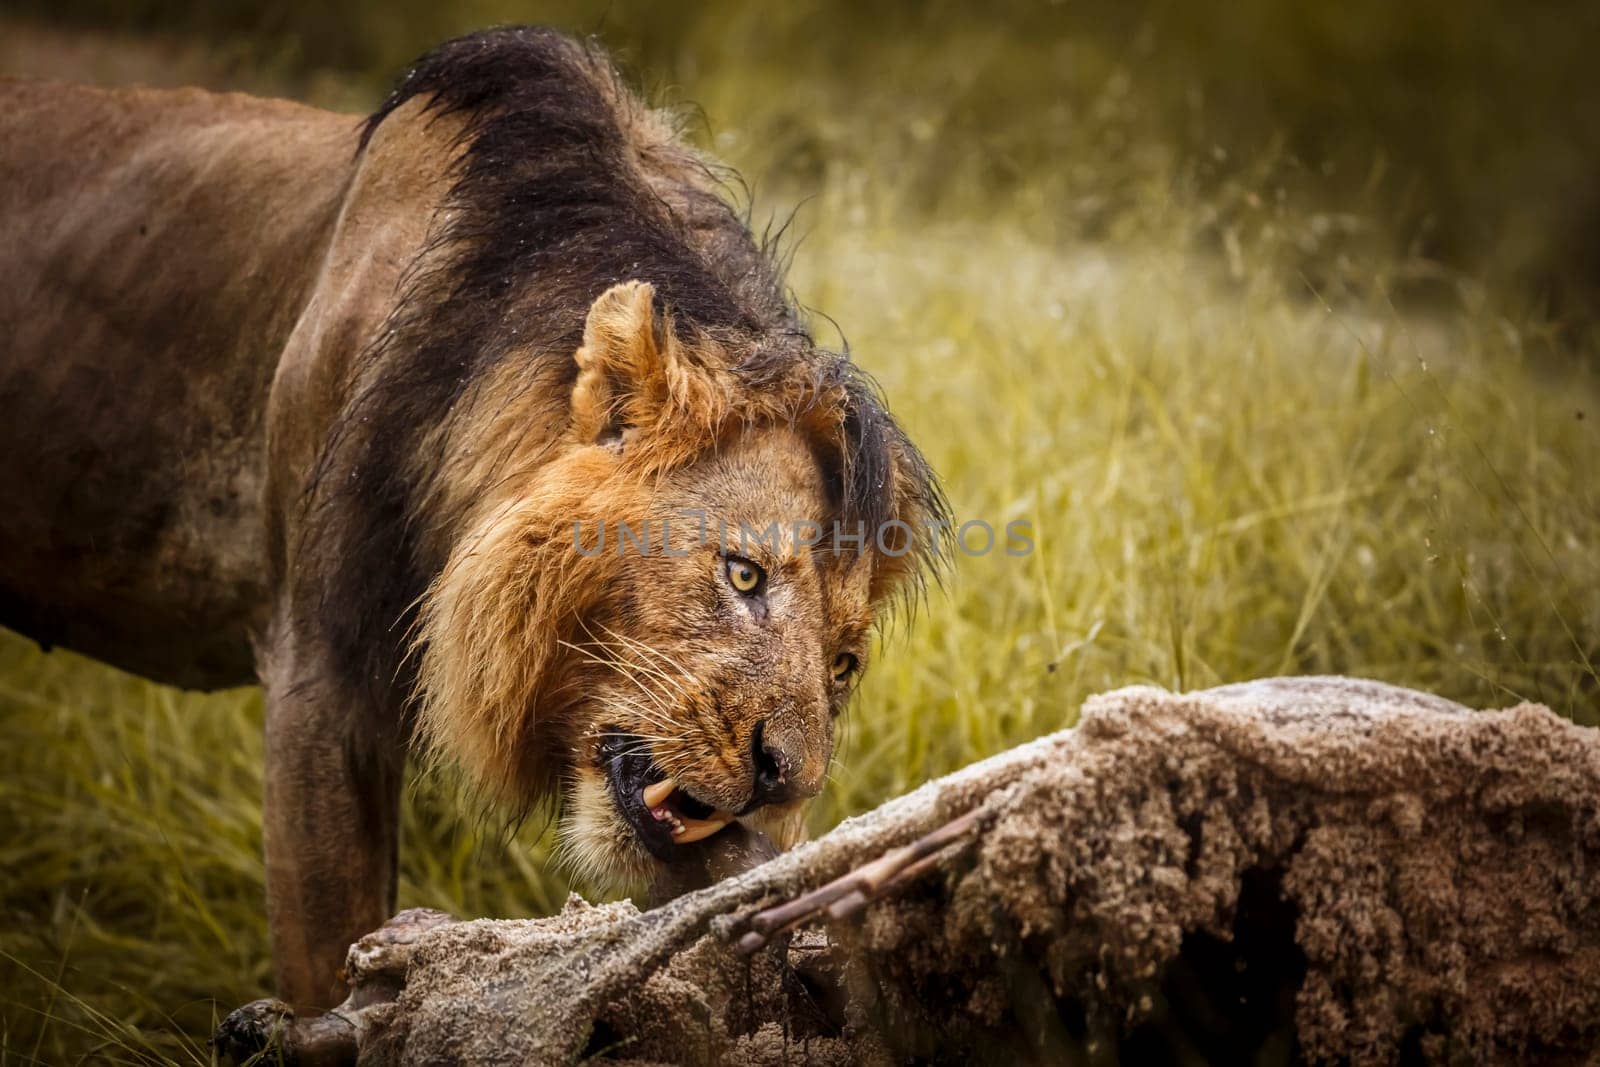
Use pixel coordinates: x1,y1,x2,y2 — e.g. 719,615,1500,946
219,677,1600,1065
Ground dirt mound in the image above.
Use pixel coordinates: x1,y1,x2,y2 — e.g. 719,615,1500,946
217,677,1600,1065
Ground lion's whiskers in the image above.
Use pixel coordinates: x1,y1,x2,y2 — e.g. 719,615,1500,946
555,638,676,719
587,621,695,701
594,688,681,734
556,635,715,774
592,727,679,747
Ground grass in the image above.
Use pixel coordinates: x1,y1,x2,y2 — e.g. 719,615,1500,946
2,6,1598,1061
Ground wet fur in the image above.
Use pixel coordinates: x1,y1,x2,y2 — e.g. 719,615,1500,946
0,27,944,1008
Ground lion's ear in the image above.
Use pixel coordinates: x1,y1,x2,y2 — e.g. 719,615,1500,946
571,280,669,447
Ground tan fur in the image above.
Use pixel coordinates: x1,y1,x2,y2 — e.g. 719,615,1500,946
0,30,938,1008
414,282,894,890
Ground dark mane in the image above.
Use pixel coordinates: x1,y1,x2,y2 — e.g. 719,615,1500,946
310,27,946,699
360,26,799,350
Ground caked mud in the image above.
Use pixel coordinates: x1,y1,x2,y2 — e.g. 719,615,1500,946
218,678,1600,1065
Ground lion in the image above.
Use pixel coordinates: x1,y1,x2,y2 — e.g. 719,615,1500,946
0,26,944,1010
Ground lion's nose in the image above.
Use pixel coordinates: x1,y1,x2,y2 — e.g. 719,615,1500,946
749,719,817,808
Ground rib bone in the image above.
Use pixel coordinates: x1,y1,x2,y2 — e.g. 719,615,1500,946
733,806,982,955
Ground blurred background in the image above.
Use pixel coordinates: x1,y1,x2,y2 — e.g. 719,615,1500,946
2,2,1596,1061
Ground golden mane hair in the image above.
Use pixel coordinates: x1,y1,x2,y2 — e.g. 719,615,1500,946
296,28,946,817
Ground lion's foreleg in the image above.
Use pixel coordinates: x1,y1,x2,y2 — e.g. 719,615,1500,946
261,644,404,1011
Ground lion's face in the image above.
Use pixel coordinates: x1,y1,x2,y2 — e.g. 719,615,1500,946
413,281,936,896
561,425,873,886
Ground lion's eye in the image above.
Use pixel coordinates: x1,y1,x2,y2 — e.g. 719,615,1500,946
831,652,859,682
724,556,765,596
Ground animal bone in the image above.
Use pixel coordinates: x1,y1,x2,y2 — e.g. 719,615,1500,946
731,806,983,954
217,678,1600,1066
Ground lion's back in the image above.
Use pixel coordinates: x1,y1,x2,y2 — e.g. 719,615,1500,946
0,78,357,687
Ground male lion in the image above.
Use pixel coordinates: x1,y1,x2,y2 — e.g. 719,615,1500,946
0,28,943,1008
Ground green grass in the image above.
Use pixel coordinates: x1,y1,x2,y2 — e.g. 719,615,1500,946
3,7,1599,1062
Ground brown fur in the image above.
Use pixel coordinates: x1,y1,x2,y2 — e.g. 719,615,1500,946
0,28,943,1010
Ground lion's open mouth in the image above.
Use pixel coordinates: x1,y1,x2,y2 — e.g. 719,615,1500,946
599,730,735,862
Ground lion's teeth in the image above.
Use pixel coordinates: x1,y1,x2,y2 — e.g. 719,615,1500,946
642,778,677,808
670,811,735,844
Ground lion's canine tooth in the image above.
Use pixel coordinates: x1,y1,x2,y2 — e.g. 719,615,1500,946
642,778,677,808
670,811,735,844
